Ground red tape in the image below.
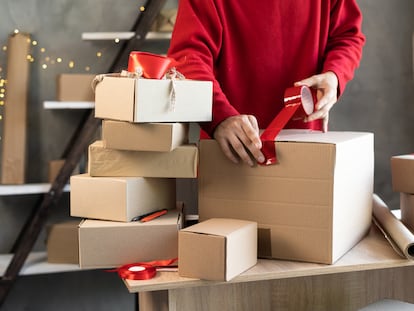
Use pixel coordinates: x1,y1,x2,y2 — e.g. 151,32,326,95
260,85,315,165
107,258,178,280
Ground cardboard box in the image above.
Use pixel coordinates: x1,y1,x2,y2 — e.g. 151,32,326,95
179,218,257,281
94,75,213,122
1,32,30,184
88,140,198,178
70,174,176,222
78,209,182,268
102,120,188,152
401,192,414,232
391,154,414,194
198,130,374,264
57,74,95,101
47,221,80,264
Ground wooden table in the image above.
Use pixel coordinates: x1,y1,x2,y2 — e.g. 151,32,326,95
124,225,414,311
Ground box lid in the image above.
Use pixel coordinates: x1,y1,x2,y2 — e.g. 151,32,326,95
181,218,256,237
275,129,373,144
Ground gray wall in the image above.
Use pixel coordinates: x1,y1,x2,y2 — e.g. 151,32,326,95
0,0,413,310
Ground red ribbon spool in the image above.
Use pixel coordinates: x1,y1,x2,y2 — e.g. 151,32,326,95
127,51,173,79
108,258,178,280
260,85,316,165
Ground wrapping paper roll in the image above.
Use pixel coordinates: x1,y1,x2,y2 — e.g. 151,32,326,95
372,194,414,260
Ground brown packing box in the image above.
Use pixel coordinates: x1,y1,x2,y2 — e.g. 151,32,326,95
102,120,189,152
88,140,198,178
1,32,30,184
57,74,95,101
94,75,213,122
70,174,176,222
401,192,414,232
391,154,414,194
78,209,182,268
179,218,257,281
198,130,374,264
47,220,80,264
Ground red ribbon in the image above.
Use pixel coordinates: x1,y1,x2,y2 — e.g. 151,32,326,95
107,258,178,280
127,51,174,79
260,85,316,165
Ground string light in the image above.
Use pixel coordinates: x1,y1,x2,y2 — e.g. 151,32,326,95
140,6,145,12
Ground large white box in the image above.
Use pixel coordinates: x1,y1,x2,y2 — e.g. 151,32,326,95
94,75,213,122
70,174,176,222
198,130,374,264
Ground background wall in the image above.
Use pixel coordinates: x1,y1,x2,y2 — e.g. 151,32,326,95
0,0,412,310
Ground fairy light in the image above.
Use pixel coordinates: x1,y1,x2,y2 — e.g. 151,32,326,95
42,64,47,69
96,52,102,58
56,57,62,63
2,46,6,52
140,6,145,12
32,40,38,46
68,61,75,68
114,38,120,43
13,29,19,34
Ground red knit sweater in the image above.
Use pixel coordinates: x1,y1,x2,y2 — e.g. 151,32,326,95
167,0,365,136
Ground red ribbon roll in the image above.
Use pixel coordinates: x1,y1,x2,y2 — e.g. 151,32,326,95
107,258,178,280
127,51,173,79
260,85,316,165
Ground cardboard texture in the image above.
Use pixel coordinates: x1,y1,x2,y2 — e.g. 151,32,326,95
401,192,414,233
88,140,198,178
70,174,176,222
179,218,257,281
198,130,374,264
47,221,80,264
94,75,213,122
57,74,95,101
102,120,189,152
1,33,30,184
78,210,181,268
391,154,414,194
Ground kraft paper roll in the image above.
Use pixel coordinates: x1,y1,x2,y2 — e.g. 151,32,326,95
260,85,315,165
372,193,414,260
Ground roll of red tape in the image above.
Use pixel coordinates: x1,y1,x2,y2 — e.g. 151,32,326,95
260,85,315,165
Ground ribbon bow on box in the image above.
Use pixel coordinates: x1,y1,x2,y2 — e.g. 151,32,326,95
260,85,317,165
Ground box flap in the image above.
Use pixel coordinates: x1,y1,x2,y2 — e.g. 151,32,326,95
276,129,373,144
182,218,256,237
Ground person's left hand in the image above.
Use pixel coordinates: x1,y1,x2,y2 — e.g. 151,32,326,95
294,71,339,132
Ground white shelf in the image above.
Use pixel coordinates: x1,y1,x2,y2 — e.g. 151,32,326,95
81,31,171,41
44,101,95,109
0,183,70,196
0,252,88,276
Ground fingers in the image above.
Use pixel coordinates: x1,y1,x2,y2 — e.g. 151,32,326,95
295,71,338,128
214,115,265,166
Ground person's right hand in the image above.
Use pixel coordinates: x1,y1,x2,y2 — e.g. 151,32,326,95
213,115,265,167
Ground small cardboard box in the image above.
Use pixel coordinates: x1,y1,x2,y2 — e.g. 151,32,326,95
391,154,414,194
47,220,80,264
88,140,198,178
70,174,176,222
94,75,213,122
179,218,257,281
57,74,95,101
78,209,182,268
102,120,189,152
198,130,374,264
401,192,414,232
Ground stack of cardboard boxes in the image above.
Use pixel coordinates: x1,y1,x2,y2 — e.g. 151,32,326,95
391,154,414,231
69,70,213,269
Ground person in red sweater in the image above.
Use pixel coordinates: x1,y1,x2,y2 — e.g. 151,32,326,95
167,0,365,166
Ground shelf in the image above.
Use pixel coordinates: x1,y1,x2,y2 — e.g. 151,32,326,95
81,31,171,41
0,183,70,196
0,252,88,276
43,101,95,109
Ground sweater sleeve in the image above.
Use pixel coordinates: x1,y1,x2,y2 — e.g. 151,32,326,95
322,0,366,95
167,0,239,136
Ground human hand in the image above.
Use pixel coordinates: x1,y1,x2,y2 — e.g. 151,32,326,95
213,115,265,167
294,71,339,132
